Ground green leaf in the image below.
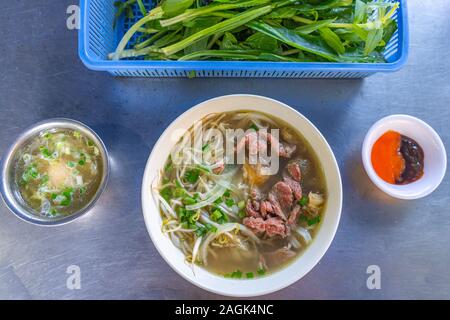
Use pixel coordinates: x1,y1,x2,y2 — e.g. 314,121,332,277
354,0,366,24
364,28,383,55
184,169,200,183
295,18,336,35
318,27,345,54
248,21,339,62
220,32,241,50
244,32,278,52
161,6,273,56
162,0,195,17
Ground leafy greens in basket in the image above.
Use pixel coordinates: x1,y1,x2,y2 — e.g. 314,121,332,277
109,0,399,63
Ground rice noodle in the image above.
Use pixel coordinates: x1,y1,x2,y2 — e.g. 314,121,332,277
295,227,312,244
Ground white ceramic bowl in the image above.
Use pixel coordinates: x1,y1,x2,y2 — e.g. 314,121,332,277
362,115,447,200
141,95,342,297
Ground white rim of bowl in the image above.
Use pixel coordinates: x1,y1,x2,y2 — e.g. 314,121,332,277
141,94,343,297
362,114,447,200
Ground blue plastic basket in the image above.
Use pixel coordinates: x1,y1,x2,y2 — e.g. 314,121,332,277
78,0,409,78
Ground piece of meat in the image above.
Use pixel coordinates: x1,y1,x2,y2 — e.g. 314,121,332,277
267,192,286,221
236,131,296,159
283,176,302,200
243,217,266,234
246,199,261,218
287,161,301,181
263,246,296,266
270,181,293,212
265,217,288,237
250,187,262,200
288,205,301,225
279,141,297,158
243,217,288,238
212,162,225,175
260,200,273,218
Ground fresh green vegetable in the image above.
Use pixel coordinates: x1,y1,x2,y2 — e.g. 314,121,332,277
298,195,309,206
184,169,200,183
257,267,266,276
110,0,399,63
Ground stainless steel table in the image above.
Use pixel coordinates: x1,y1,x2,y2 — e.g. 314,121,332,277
0,0,449,299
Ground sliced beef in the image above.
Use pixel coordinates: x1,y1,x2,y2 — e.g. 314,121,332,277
243,216,288,238
243,217,266,234
287,205,301,225
270,181,293,212
265,217,288,237
283,176,302,200
236,131,297,159
287,160,301,181
260,200,273,218
246,199,261,218
267,192,286,221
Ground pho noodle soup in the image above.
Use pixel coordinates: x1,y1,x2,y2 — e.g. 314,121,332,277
154,111,326,278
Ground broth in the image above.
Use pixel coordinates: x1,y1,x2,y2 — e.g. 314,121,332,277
14,128,103,217
156,111,327,278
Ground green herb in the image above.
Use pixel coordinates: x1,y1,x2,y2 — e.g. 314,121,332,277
231,270,243,278
195,223,217,237
246,272,254,279
183,196,197,205
201,143,209,152
211,209,228,224
225,198,235,207
160,186,172,202
257,267,266,276
188,70,197,78
249,123,259,131
60,187,74,206
298,196,309,207
67,161,76,168
184,169,200,183
178,207,198,229
237,200,246,210
79,186,87,195
39,146,52,159
238,210,246,219
307,215,321,226
22,164,39,182
110,0,399,63
223,190,231,197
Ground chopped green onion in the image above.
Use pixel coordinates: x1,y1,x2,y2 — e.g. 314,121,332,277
237,200,246,210
230,270,243,278
225,198,235,207
298,196,309,207
249,123,259,131
246,272,254,279
160,186,172,202
184,169,200,183
307,215,321,226
67,161,76,168
39,146,52,158
257,267,266,276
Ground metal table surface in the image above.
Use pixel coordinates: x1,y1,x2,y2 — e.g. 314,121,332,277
0,0,449,300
